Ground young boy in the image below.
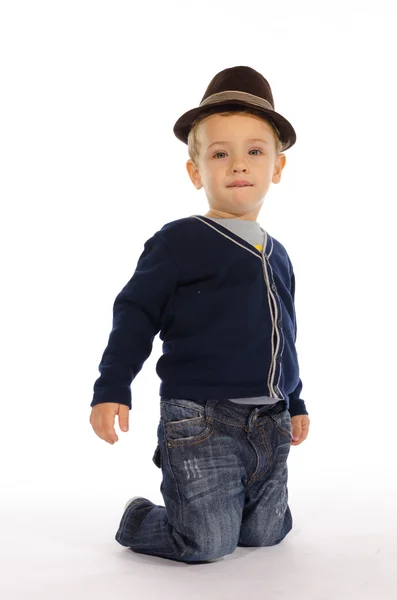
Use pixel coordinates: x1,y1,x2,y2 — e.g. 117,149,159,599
89,65,310,564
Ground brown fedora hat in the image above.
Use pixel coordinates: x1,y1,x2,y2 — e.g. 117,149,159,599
173,65,296,151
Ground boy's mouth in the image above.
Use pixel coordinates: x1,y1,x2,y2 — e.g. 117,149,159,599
227,183,253,187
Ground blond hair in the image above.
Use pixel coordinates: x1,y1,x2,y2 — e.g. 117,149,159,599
187,107,283,167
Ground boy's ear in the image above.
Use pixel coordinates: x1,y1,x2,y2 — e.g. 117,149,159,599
272,153,287,184
186,160,202,189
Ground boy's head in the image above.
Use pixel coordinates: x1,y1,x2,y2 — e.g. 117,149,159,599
186,107,287,221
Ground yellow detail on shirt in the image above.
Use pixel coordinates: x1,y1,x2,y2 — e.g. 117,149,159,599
254,244,263,251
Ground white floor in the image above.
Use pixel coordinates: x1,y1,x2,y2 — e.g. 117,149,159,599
2,485,396,600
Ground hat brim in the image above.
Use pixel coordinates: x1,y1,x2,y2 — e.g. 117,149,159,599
173,100,296,151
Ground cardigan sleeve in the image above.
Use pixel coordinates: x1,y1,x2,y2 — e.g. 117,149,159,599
91,232,178,409
286,259,309,418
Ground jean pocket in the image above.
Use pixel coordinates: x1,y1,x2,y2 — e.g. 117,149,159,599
152,443,162,468
161,401,213,446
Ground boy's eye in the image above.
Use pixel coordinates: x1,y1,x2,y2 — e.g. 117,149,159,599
213,149,262,158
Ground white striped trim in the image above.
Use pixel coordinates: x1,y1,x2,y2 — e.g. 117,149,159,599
192,215,266,259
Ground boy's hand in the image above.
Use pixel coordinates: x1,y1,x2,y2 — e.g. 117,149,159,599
291,414,310,446
89,402,129,444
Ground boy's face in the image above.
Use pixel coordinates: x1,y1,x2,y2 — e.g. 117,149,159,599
186,113,287,220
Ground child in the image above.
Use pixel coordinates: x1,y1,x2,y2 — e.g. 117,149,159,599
89,65,310,564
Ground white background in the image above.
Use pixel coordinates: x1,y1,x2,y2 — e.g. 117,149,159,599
1,1,396,598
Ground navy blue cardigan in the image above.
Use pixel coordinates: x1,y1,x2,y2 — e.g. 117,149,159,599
91,215,308,417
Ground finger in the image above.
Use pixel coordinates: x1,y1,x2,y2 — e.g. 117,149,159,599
291,434,306,446
105,424,118,443
90,408,119,444
104,432,118,444
95,425,118,444
119,417,129,432
300,426,309,441
118,405,129,432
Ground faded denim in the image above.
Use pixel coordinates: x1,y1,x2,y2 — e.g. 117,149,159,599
115,397,293,563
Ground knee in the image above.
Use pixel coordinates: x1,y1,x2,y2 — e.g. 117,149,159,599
239,507,293,548
182,531,239,563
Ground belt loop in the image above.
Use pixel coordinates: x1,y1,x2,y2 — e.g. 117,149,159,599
205,398,218,425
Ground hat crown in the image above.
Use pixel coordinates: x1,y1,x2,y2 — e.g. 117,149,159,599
173,65,296,150
201,66,275,110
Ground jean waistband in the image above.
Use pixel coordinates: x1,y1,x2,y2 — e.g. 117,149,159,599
160,397,286,427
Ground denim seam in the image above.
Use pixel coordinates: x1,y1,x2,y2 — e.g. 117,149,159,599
167,428,215,447
255,426,273,481
165,417,206,428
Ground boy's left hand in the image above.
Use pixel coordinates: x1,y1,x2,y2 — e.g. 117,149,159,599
290,414,310,446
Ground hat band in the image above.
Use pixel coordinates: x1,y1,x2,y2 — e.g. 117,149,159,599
200,90,273,112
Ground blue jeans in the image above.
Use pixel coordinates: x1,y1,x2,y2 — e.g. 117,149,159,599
115,397,293,563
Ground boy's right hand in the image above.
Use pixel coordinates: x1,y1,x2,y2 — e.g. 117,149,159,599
89,402,129,444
